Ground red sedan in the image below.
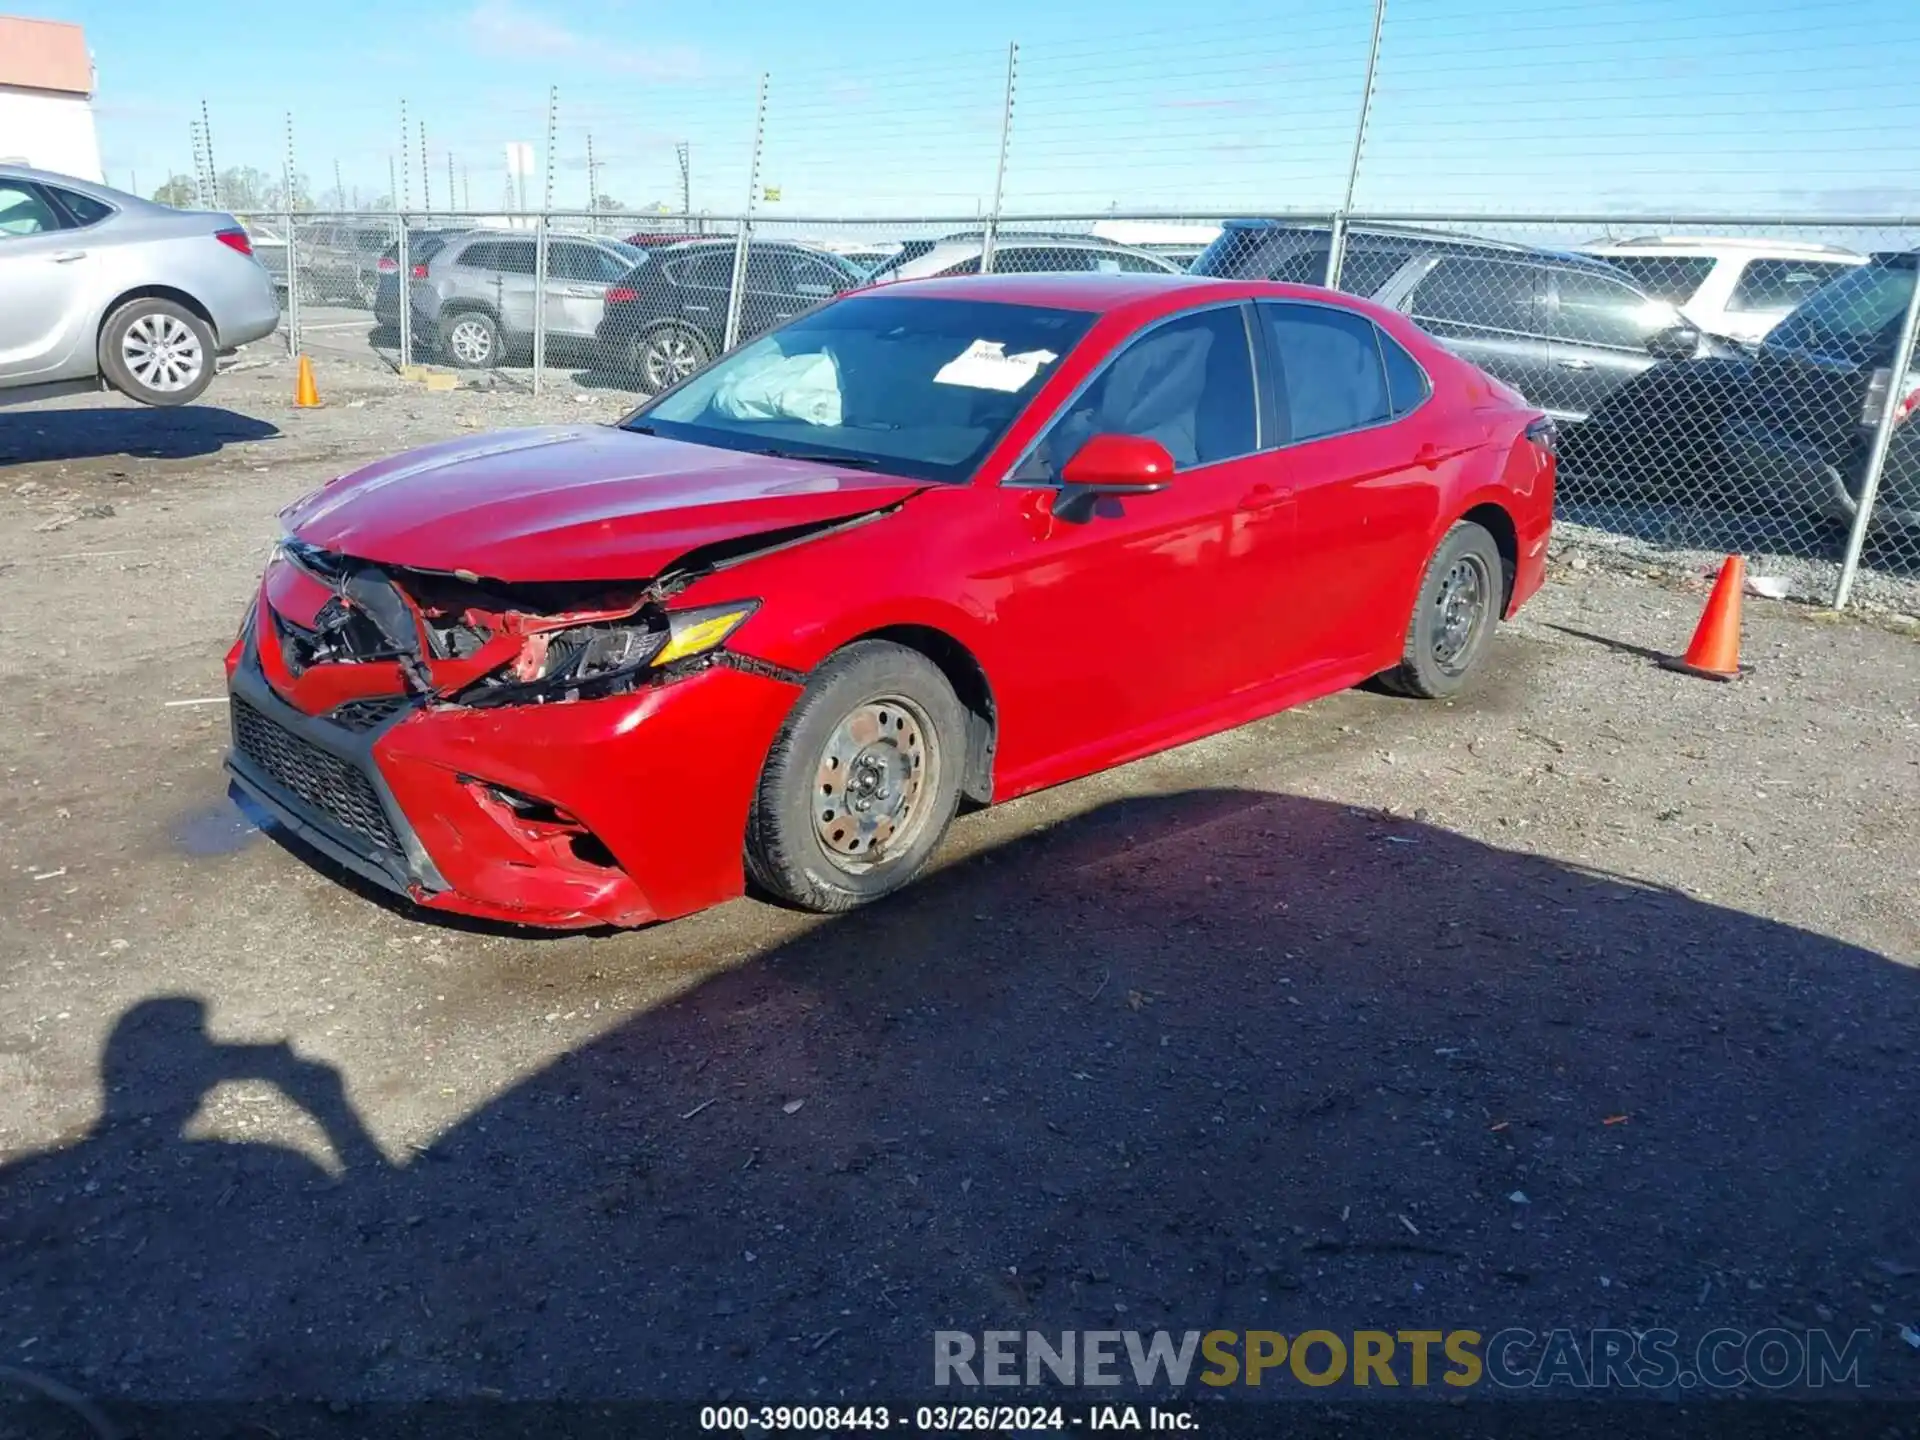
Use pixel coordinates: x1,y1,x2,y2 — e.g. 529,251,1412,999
225,274,1555,929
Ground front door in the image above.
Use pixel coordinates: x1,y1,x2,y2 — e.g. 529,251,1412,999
0,181,92,383
1405,255,1559,415
982,302,1287,776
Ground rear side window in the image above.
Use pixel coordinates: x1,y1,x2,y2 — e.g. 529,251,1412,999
1729,259,1857,314
1597,254,1716,305
1335,248,1417,297
670,251,736,289
47,186,111,227
1550,267,1669,349
494,241,537,276
1378,330,1430,417
1259,302,1391,442
458,240,499,269
1411,257,1541,333
1763,262,1915,363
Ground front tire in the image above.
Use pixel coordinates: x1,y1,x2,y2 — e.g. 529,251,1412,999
1380,520,1504,699
98,298,216,407
746,641,966,912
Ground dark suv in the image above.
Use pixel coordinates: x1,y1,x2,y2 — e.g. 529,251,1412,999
1719,251,1919,533
1192,220,1709,423
594,239,867,391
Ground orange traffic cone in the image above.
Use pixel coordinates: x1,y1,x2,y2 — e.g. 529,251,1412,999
294,354,321,408
1660,555,1746,681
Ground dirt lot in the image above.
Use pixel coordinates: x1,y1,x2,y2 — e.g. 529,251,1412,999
1,350,1918,1412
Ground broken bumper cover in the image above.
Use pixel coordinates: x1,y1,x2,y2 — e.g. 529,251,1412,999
225,640,801,929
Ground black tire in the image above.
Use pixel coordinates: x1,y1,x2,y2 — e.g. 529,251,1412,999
1379,520,1504,700
746,641,966,912
440,310,501,369
97,298,216,407
636,323,711,393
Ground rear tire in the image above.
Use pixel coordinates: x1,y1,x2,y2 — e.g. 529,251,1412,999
440,311,501,369
98,298,216,407
1379,521,1504,699
637,323,711,392
746,641,966,912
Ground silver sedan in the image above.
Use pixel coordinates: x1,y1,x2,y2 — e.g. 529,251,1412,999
0,164,281,407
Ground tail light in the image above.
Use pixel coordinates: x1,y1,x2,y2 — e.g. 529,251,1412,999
215,228,253,257
377,256,398,273
1862,366,1920,430
604,285,641,303
1524,416,1559,455
411,263,429,279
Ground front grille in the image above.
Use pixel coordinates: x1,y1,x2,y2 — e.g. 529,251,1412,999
232,698,402,853
328,695,412,732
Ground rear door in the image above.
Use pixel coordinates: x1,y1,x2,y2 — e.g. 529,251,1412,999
549,242,627,340
1405,256,1557,411
1256,300,1443,669
0,180,92,383
1543,266,1672,421
666,249,735,344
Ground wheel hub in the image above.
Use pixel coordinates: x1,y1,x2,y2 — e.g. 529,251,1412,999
1433,555,1488,671
814,697,930,869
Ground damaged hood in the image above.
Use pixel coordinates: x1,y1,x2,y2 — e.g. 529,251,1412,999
280,426,926,581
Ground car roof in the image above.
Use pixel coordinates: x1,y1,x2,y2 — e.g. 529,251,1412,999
1583,236,1862,258
844,271,1244,311
1216,218,1631,276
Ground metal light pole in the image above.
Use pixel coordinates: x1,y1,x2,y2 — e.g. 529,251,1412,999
980,42,1018,275
1833,267,1920,610
1327,0,1386,291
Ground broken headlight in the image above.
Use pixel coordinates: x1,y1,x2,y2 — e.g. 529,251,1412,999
503,601,761,701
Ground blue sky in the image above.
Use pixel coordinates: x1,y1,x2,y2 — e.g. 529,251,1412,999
30,0,1920,221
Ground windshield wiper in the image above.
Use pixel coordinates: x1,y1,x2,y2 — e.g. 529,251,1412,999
755,447,879,468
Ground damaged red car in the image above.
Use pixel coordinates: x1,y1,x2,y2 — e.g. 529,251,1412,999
225,273,1556,929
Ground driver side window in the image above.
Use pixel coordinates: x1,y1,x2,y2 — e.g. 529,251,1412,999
1010,305,1257,484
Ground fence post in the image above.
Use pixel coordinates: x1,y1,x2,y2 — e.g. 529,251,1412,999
532,213,551,395
723,73,769,353
282,113,300,359
980,42,1018,276
397,218,412,371
1327,0,1386,290
1832,265,1920,611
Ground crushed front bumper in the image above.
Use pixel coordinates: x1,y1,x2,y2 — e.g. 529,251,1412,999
225,639,801,929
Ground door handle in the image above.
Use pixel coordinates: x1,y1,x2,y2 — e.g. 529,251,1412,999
1238,482,1292,512
1555,357,1595,371
50,250,87,263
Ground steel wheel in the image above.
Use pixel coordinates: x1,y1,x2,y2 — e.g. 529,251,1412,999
448,317,494,366
1431,552,1492,675
812,694,940,874
120,313,204,393
642,327,706,391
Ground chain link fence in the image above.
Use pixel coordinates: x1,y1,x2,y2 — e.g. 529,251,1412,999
234,207,1920,611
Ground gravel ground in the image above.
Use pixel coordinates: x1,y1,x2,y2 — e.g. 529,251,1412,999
1,351,1918,1415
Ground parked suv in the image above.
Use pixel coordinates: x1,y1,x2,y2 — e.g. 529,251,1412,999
1193,220,1716,423
595,239,868,391
1719,251,1920,532
380,229,649,369
0,164,280,407
1579,237,1864,347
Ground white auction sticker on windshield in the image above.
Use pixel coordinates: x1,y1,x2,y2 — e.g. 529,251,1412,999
933,340,1059,393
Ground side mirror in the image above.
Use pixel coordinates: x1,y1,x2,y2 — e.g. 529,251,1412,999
1646,323,1702,362
1055,433,1175,522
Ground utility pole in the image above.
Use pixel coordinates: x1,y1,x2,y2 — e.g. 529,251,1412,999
200,99,220,207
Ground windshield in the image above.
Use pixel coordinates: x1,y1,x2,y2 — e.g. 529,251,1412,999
628,296,1095,482
1764,261,1916,364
